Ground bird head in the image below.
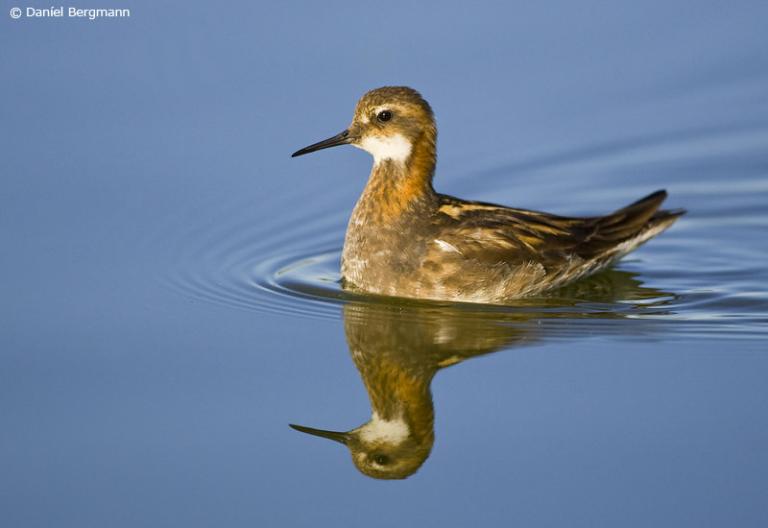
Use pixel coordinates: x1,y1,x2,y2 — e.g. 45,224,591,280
289,414,433,480
291,86,436,166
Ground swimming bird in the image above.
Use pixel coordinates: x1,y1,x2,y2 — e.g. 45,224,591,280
292,86,684,303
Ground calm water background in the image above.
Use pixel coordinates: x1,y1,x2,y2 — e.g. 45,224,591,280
2,1,768,526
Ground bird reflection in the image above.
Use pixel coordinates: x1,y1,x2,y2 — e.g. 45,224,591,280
290,269,674,479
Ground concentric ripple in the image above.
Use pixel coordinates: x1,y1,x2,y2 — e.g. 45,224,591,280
156,193,353,319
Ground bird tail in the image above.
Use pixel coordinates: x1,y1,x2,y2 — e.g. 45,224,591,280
596,189,685,259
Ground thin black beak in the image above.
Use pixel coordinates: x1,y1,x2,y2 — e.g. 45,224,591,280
291,130,351,158
289,423,351,445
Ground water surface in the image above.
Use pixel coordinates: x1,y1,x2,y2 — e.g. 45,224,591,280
2,1,767,526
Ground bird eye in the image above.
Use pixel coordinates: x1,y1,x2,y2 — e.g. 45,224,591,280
377,110,392,122
372,454,390,465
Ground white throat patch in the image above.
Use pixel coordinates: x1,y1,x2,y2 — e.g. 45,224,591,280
358,413,410,445
356,134,412,164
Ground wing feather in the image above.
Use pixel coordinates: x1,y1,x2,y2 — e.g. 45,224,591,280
434,190,684,270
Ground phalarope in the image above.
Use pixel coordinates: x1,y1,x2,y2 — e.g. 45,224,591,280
292,86,684,304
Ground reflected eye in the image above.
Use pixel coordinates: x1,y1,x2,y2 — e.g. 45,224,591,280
372,454,390,465
377,110,392,122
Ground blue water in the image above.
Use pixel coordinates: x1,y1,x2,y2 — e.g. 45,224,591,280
2,1,767,526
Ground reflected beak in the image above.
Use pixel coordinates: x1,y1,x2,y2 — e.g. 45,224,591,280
289,423,351,445
291,130,351,157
